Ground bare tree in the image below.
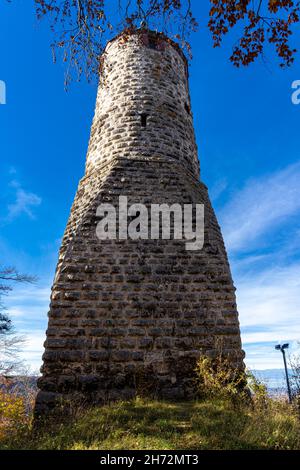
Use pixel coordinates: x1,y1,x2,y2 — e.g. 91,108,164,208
289,344,300,407
33,0,197,87
0,266,36,378
31,1,300,86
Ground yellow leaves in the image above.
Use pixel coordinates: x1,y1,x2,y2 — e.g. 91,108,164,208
0,393,24,419
0,391,30,441
195,353,246,401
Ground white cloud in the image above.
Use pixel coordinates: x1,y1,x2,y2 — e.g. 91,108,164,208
7,185,42,221
209,177,228,202
4,284,50,372
220,161,300,252
243,331,300,344
237,263,300,329
7,284,51,306
0,171,41,223
18,329,45,374
5,283,51,328
22,329,45,356
244,345,284,370
215,162,300,369
237,263,300,369
244,340,299,371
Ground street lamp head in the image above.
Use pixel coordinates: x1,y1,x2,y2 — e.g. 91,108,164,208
275,343,289,351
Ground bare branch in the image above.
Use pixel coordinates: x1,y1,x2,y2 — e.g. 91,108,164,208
0,266,37,284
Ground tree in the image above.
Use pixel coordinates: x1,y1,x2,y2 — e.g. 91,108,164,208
208,0,300,68
32,1,300,86
0,267,36,377
289,345,300,408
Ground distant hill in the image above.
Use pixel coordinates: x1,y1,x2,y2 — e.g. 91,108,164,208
252,369,291,397
0,376,38,395
0,370,292,398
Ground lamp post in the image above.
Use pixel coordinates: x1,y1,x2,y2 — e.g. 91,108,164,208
275,343,292,403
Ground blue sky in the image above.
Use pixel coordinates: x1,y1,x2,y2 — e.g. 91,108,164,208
0,2,300,372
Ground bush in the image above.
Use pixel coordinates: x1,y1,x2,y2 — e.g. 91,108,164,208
0,376,36,441
246,370,269,409
0,390,31,439
195,354,247,402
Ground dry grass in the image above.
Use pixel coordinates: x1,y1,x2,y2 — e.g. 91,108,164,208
0,395,300,450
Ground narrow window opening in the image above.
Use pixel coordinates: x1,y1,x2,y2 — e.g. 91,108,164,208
140,113,148,128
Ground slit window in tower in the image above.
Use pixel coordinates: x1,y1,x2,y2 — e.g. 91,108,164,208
140,113,148,128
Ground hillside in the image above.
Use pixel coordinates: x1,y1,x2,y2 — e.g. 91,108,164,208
1,397,300,450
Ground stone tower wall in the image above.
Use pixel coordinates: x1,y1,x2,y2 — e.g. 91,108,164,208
85,33,199,178
35,31,244,414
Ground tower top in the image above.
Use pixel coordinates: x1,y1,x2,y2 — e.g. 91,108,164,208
85,27,199,179
104,27,189,74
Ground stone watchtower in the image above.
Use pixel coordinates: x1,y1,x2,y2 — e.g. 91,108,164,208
35,30,244,414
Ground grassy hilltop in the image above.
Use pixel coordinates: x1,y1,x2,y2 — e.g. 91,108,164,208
1,359,300,450
1,396,300,450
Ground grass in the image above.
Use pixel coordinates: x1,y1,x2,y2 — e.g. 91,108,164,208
1,396,300,450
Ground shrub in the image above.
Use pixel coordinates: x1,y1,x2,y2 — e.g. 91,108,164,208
195,354,247,402
0,376,36,441
246,370,269,409
0,390,31,439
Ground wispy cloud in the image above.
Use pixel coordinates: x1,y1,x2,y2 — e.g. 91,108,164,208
213,161,300,369
238,263,300,329
18,329,46,374
6,181,42,221
5,283,50,373
219,161,300,252
6,283,51,327
209,177,228,202
243,342,295,370
237,262,300,369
